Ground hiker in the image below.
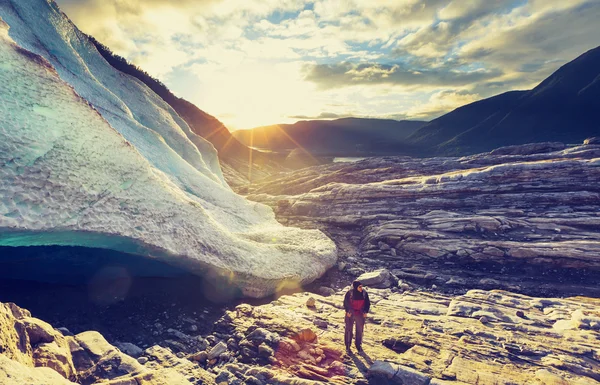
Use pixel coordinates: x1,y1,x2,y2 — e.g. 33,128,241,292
343,280,371,353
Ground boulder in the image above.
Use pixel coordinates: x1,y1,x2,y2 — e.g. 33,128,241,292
208,342,228,360
258,343,274,357
115,342,144,358
292,329,318,344
313,319,328,329
369,360,430,385
357,269,394,288
32,341,76,380
317,287,336,297
0,355,76,385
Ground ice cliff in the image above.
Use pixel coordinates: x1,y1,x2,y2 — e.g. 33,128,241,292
0,0,337,298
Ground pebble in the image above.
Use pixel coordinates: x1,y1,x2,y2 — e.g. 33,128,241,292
137,357,148,364
313,319,328,329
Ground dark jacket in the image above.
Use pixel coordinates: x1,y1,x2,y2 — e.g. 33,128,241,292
343,288,371,314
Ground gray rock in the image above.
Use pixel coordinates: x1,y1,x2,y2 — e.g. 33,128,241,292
395,364,431,385
247,328,271,344
398,281,411,292
317,286,336,297
313,319,328,329
347,267,365,276
191,351,208,363
215,370,231,383
446,277,466,286
196,337,209,351
136,356,148,364
479,278,501,287
369,360,397,379
115,342,144,358
258,343,274,357
208,341,228,360
357,269,393,288
56,327,73,337
369,361,430,385
245,375,266,385
167,328,190,340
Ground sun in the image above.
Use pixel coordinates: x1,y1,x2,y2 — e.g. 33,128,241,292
189,60,320,131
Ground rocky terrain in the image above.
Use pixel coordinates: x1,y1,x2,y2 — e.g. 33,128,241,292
243,140,600,298
2,283,600,385
2,140,599,384
1,2,599,385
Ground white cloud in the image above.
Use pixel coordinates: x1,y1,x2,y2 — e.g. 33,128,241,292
404,90,481,120
54,0,600,127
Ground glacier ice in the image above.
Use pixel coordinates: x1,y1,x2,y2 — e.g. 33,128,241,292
0,7,337,298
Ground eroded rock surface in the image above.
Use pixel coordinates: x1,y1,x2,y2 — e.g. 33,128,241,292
244,142,600,296
0,302,216,385
3,284,600,385
180,288,600,385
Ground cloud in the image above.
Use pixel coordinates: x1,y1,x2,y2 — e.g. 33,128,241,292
395,1,520,60
53,0,600,128
288,112,348,119
403,90,481,120
55,0,307,75
304,62,502,89
459,1,600,68
456,0,600,93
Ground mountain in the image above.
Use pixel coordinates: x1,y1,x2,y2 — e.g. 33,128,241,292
0,0,336,298
409,46,600,155
232,118,427,156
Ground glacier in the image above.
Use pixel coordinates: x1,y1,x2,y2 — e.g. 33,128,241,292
0,1,337,298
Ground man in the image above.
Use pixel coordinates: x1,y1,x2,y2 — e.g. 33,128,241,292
343,280,371,353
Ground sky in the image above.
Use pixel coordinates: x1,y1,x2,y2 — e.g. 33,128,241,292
55,0,600,131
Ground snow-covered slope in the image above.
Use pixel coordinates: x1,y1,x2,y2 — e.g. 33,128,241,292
0,3,336,298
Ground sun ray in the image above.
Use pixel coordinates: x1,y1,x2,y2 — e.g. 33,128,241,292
203,124,226,140
248,129,254,181
220,134,237,153
271,124,319,164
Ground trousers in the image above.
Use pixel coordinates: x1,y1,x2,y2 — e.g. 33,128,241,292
344,312,365,349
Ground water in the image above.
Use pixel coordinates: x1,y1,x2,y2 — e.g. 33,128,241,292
333,157,369,163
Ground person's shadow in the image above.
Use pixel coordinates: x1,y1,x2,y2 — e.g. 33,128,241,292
359,350,373,364
348,350,374,377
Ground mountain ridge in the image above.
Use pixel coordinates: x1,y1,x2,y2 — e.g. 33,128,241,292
409,45,600,155
232,117,427,156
